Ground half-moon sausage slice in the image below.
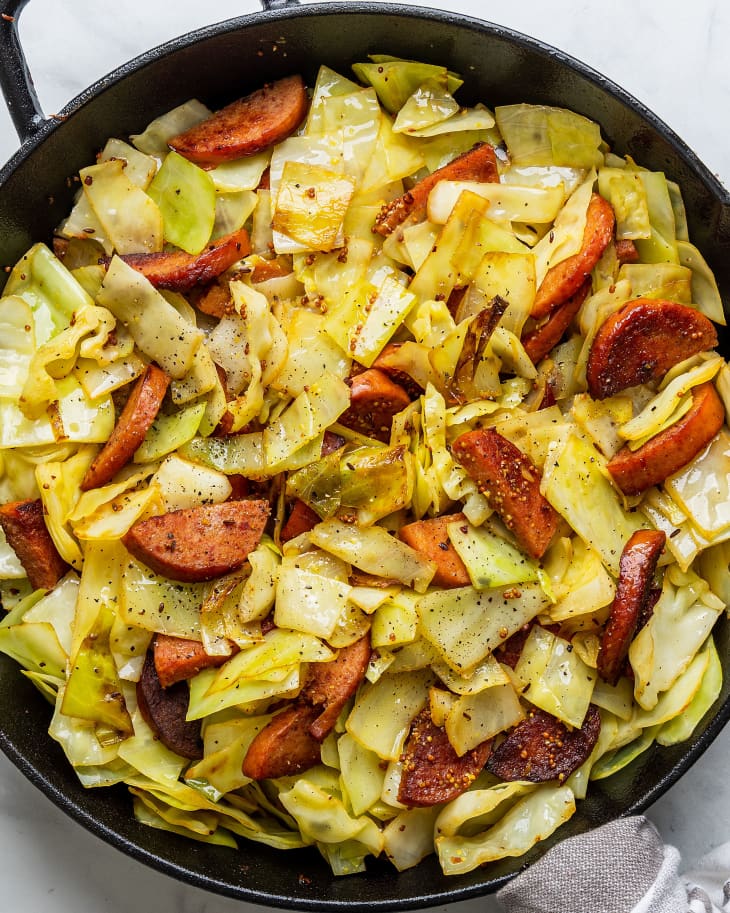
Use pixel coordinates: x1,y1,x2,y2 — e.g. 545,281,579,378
301,634,372,740
109,228,250,292
398,708,492,807
522,280,590,364
280,499,320,544
607,382,725,495
153,633,234,688
531,193,614,319
374,143,499,236
241,703,322,780
586,298,718,399
598,529,666,685
170,75,308,166
398,513,471,588
452,428,559,559
80,364,170,491
137,649,203,760
0,498,69,590
339,368,412,443
487,705,601,783
122,499,270,582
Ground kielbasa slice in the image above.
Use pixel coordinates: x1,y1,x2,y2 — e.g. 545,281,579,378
615,239,639,264
137,649,203,760
522,280,590,364
531,193,614,319
153,633,234,688
487,705,601,783
170,75,309,166
586,298,718,399
607,382,725,495
241,703,322,780
80,364,170,491
598,529,666,685
122,499,270,582
372,343,425,399
398,708,492,807
0,499,69,591
339,368,411,443
398,513,471,588
373,143,499,236
452,428,559,559
300,634,372,740
280,499,320,544
110,228,250,292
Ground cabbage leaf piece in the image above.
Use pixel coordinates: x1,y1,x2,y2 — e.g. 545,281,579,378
417,583,551,674
435,783,575,875
62,602,132,734
495,104,603,169
629,568,724,711
82,160,163,255
514,625,597,728
4,243,94,344
352,57,462,115
542,432,645,576
147,151,216,254
309,519,436,593
130,99,211,157
346,668,432,760
656,636,722,746
97,256,203,378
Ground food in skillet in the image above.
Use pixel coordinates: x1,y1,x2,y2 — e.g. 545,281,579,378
0,57,728,877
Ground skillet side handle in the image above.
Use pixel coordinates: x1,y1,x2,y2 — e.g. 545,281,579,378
260,0,301,9
0,0,45,143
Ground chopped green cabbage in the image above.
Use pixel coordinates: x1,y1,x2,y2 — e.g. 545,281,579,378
0,55,727,882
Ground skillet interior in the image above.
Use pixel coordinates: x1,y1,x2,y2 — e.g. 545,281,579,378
0,4,729,909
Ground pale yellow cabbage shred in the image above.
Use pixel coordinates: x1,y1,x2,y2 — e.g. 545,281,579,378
0,54,727,880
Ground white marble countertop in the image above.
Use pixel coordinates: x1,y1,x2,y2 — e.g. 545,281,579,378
0,1,729,911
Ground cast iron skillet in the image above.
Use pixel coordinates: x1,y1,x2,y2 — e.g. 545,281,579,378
0,0,729,909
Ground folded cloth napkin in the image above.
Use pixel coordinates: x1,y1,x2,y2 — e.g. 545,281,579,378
496,816,730,913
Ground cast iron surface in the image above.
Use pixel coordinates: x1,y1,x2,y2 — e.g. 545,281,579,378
0,2,729,909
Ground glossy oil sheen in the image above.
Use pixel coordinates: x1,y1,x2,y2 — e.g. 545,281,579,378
0,4,729,909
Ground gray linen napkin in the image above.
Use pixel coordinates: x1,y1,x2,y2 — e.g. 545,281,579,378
496,816,723,913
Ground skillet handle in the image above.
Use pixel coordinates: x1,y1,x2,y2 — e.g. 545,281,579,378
260,0,301,8
0,0,44,142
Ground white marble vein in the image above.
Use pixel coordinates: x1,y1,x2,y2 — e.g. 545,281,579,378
0,1,729,911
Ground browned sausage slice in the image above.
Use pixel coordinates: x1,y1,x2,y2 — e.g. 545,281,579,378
607,382,725,495
398,513,471,588
586,298,719,399
452,429,559,559
339,368,412,443
153,633,234,688
80,364,170,491
615,239,639,264
372,343,425,398
598,529,666,685
137,649,203,759
374,143,499,236
398,708,492,807
241,703,322,780
300,634,372,740
522,280,590,364
280,499,320,544
0,499,69,590
487,705,601,783
109,228,250,292
122,499,270,582
170,75,309,166
531,194,615,319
